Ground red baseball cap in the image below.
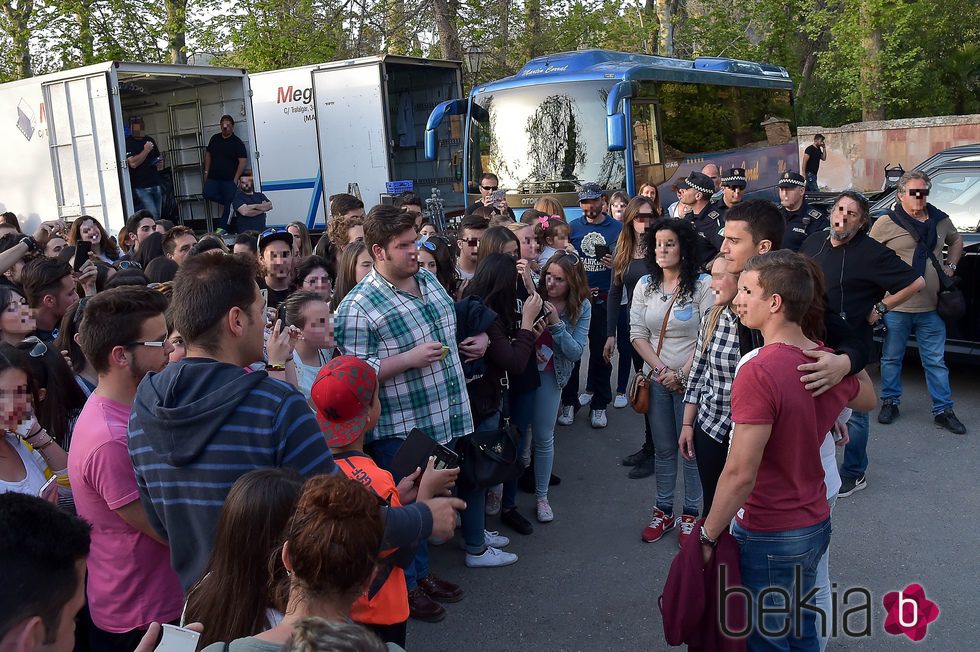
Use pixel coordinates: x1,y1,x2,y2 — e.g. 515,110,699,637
310,356,378,447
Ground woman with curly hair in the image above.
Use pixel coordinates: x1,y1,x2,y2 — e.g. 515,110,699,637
67,216,120,263
629,218,713,546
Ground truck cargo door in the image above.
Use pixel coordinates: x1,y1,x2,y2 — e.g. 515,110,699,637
42,72,123,225
311,63,390,211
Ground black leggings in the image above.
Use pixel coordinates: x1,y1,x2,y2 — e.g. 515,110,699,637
364,620,408,648
693,422,730,515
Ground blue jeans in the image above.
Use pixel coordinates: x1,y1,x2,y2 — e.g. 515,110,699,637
457,413,498,554
879,310,953,414
805,172,819,192
531,369,562,498
133,185,163,219
562,300,611,410
839,410,870,480
366,437,428,589
814,495,837,652
733,518,831,652
503,390,534,510
204,178,238,230
647,380,702,516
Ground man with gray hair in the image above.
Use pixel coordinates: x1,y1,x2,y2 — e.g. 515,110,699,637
869,170,966,434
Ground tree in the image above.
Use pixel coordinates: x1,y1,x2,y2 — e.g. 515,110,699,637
0,0,34,77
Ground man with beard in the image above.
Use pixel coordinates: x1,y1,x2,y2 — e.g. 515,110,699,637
800,191,924,498
69,287,183,650
232,169,273,233
777,171,828,252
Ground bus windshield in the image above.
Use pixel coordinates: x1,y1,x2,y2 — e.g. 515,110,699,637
470,81,626,193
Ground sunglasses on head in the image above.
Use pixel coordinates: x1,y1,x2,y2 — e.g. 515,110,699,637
908,188,929,198
260,227,288,239
19,335,47,358
552,250,580,265
114,260,142,271
481,185,499,191
417,238,437,252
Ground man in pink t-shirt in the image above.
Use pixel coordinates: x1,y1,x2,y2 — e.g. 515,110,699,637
68,287,182,651
698,251,875,651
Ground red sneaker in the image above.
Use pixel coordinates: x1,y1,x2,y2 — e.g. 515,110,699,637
677,514,697,549
641,508,676,543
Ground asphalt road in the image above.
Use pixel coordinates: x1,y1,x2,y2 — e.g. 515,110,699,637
407,357,980,651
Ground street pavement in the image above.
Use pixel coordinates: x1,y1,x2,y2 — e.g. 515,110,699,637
408,358,980,651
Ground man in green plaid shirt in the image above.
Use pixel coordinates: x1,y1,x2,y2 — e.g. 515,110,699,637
334,206,475,445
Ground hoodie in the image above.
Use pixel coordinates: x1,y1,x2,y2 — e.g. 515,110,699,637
128,357,338,591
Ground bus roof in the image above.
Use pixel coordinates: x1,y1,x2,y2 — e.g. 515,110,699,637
474,49,793,94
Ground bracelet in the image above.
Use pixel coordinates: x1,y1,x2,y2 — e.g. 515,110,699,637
682,423,694,427
36,437,56,451
266,364,286,372
699,525,718,547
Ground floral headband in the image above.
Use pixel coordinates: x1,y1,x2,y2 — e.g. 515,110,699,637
537,215,561,229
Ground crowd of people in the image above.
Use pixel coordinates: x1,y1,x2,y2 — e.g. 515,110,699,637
0,162,967,652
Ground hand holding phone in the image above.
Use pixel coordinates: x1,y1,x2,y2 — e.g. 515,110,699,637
594,244,611,260
74,240,92,273
418,455,460,501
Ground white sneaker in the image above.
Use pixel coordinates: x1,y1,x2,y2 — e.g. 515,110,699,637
590,409,608,429
578,392,593,407
465,546,518,568
457,530,510,550
485,487,502,516
613,393,629,409
557,405,574,426
536,497,554,523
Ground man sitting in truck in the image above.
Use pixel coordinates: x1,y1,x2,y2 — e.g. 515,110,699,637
125,116,165,220
232,170,273,233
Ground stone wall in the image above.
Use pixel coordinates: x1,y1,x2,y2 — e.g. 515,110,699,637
798,115,980,192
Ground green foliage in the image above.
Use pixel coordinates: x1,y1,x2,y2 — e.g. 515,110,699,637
0,0,975,126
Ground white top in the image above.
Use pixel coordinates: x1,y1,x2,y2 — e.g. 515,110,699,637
0,433,50,497
291,349,329,399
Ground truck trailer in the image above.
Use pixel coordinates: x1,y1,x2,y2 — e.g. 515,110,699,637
0,61,257,235
249,55,463,229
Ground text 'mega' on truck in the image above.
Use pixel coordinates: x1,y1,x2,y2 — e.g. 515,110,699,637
425,49,799,218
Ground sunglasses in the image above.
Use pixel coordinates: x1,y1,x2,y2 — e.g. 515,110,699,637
418,239,437,252
19,336,47,358
481,185,499,191
260,227,289,239
114,260,142,271
552,250,580,265
908,188,929,198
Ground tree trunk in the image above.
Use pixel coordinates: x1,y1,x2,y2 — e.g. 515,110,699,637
432,0,461,60
655,0,673,56
77,0,94,65
858,0,885,120
526,0,541,59
496,0,510,68
1,0,34,78
164,0,187,64
796,50,818,103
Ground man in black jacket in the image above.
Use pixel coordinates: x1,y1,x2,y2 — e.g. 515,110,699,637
777,172,828,252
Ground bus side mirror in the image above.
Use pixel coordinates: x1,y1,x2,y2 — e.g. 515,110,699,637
607,113,627,152
425,99,468,161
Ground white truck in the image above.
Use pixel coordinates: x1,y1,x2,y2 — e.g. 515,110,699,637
0,61,258,235
249,54,463,230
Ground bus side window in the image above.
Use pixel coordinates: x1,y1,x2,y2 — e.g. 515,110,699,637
631,101,666,188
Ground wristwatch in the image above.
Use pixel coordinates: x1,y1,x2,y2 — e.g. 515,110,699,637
946,263,957,271
700,526,718,547
874,301,889,317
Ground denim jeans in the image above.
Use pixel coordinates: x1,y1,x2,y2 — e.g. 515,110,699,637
503,389,535,510
879,310,953,414
366,437,428,589
839,410,870,480
204,178,239,230
732,518,831,652
561,299,611,410
814,495,837,652
531,369,562,498
456,413,498,554
133,185,163,219
647,380,702,516
615,306,632,394
805,172,819,192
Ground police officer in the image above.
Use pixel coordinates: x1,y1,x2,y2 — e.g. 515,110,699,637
709,167,747,223
676,170,722,266
777,171,828,252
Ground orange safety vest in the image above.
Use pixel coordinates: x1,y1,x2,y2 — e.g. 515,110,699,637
335,451,409,625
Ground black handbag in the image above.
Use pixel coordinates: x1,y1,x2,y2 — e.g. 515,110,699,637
888,211,965,322
458,373,524,489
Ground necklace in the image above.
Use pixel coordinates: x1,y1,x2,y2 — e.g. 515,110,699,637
657,279,679,302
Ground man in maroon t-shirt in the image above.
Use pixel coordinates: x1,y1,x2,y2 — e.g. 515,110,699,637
699,250,875,650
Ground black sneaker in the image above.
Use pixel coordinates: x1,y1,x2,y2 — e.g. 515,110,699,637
622,445,653,467
500,508,534,535
878,401,899,424
935,408,967,434
838,475,867,498
628,454,656,479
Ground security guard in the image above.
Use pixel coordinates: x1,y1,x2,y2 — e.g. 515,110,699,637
676,170,723,265
708,167,747,224
778,171,828,251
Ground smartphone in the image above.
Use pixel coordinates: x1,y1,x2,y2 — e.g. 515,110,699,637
431,442,459,470
594,244,611,259
74,240,92,272
37,475,58,503
154,624,201,652
391,428,459,477
277,303,287,328
490,189,506,204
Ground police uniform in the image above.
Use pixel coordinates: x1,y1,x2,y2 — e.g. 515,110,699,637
707,167,748,224
678,171,724,266
777,171,828,252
